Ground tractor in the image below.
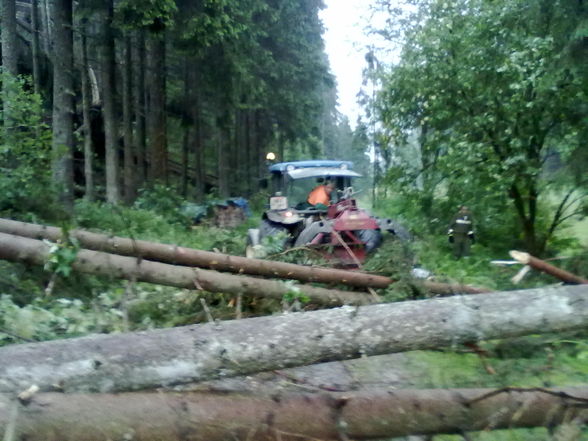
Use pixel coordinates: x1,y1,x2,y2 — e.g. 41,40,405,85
246,160,408,267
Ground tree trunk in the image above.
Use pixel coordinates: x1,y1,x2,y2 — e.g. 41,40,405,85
31,0,42,95
0,218,394,289
133,29,146,188
80,18,94,201
217,117,230,198
0,280,585,393
146,32,167,183
122,34,135,203
0,231,372,306
510,251,588,284
180,62,190,197
191,68,205,201
419,280,490,295
1,0,18,136
101,0,120,204
1,0,18,75
50,0,74,211
1,388,587,440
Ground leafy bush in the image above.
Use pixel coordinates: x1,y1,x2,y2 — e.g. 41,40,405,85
134,184,193,226
0,74,56,219
0,294,125,346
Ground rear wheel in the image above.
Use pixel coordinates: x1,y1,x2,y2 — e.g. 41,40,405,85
260,219,290,250
357,228,383,253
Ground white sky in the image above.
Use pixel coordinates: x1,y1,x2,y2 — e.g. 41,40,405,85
319,0,371,126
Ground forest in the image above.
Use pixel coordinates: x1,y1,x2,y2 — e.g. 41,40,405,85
0,0,587,440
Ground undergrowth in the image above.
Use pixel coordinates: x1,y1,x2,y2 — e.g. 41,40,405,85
1,192,587,440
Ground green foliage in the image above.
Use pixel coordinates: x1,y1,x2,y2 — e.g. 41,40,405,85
0,74,55,219
281,281,310,305
44,237,80,278
373,0,588,255
133,184,193,226
0,294,125,346
116,0,177,30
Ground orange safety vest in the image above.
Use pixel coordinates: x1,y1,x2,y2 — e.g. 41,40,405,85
307,185,331,206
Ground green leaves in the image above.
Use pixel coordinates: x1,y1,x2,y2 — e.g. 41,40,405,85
373,0,588,252
115,0,177,31
44,237,80,278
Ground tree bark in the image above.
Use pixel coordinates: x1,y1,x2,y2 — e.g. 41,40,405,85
191,72,205,201
510,251,588,285
420,280,491,295
1,0,18,75
133,29,147,187
31,0,42,95
146,32,167,183
80,18,94,201
101,0,120,204
0,281,585,393
0,231,372,306
0,218,393,289
1,388,587,440
50,0,74,211
122,34,135,203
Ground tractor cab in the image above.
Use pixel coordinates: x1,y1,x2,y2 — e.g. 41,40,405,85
267,160,360,214
247,160,407,267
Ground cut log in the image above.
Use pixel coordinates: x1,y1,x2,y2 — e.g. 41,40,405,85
0,232,372,306
1,388,587,440
510,250,588,285
0,284,586,394
0,218,392,288
420,280,490,295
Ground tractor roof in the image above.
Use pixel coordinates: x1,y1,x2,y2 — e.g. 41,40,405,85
269,160,354,173
287,167,361,179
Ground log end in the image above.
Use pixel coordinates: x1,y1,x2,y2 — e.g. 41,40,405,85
509,250,530,265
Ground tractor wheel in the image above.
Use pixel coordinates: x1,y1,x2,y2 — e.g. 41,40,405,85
357,228,383,253
260,219,290,250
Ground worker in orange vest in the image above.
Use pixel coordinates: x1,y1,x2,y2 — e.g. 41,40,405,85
307,180,335,207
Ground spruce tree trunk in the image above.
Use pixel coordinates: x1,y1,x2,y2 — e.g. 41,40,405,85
122,34,135,203
1,388,587,440
217,119,230,198
31,0,42,95
146,32,167,183
80,18,94,201
190,66,205,201
181,62,190,197
102,0,120,204
133,29,146,188
0,283,586,394
50,0,75,211
2,0,18,135
0,232,372,307
0,218,394,289
1,0,18,75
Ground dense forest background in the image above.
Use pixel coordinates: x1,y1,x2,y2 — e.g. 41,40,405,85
1,0,588,440
1,0,369,213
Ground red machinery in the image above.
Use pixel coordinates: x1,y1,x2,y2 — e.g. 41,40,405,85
247,160,407,267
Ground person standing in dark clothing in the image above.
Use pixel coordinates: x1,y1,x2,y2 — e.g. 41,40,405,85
448,206,475,259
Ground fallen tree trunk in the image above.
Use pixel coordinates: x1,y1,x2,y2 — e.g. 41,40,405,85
0,232,372,306
1,388,586,440
420,280,491,295
0,218,490,294
0,218,392,288
510,250,588,285
1,284,586,394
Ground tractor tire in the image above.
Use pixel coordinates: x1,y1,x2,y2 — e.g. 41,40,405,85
357,228,383,253
260,219,290,249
